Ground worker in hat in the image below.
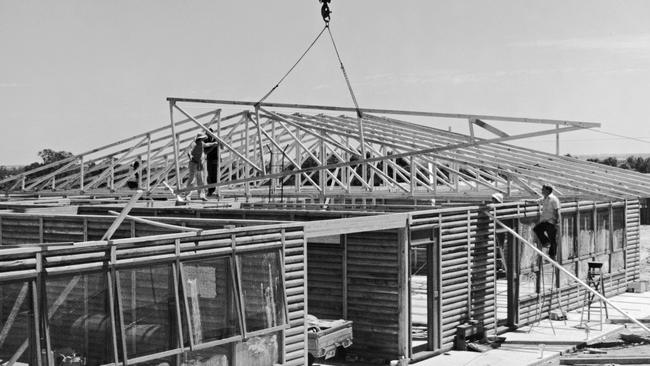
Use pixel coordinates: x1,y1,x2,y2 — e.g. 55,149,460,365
531,184,561,259
184,133,220,201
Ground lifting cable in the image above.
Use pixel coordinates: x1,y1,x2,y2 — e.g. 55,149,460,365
255,1,364,118
255,25,328,107
254,1,368,181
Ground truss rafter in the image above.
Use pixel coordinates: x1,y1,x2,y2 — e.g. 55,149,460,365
5,98,650,201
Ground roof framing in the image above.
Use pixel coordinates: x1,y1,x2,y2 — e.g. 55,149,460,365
3,98,650,201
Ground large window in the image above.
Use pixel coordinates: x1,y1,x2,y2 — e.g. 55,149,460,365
595,208,610,254
612,207,625,251
0,281,35,365
181,257,241,346
46,273,112,366
578,210,594,257
560,214,576,262
118,264,178,360
237,251,287,333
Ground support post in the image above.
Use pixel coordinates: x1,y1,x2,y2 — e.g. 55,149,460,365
556,123,560,156
79,156,85,192
146,133,152,191
169,100,182,190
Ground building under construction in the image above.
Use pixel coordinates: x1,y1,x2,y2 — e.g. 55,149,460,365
1,98,650,366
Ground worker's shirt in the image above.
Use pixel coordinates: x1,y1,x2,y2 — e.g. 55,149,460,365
190,142,203,164
540,193,560,224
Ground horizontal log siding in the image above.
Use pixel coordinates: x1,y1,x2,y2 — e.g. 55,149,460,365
306,243,343,319
345,230,400,362
439,210,474,347
471,210,495,334
281,229,307,366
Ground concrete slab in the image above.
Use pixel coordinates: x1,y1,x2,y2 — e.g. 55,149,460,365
411,291,650,366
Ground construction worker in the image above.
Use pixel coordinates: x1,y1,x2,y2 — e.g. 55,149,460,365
205,128,221,196
531,184,561,259
184,133,219,201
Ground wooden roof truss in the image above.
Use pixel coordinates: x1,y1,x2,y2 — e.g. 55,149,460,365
3,98,650,201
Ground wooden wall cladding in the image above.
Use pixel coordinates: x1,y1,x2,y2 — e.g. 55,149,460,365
345,230,400,361
306,242,344,319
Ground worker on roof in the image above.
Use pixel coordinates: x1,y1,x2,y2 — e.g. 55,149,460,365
531,184,561,260
205,128,221,197
184,133,220,201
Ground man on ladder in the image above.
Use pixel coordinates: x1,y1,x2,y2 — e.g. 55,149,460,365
531,184,561,260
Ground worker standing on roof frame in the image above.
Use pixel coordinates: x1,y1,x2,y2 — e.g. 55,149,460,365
528,184,561,260
184,133,220,201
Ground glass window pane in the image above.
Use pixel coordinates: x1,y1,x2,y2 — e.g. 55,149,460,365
238,251,286,332
519,271,537,297
518,221,538,273
46,273,112,365
577,260,589,281
578,210,594,256
561,214,576,262
611,251,625,272
233,333,280,366
595,209,610,254
182,344,231,366
182,257,241,345
612,208,625,250
118,264,176,360
0,281,35,365
559,263,577,287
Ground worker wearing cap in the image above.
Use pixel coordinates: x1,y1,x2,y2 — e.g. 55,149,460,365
532,184,561,259
185,133,219,201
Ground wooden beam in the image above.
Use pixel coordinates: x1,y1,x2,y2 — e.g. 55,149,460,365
167,97,601,128
107,210,202,233
101,190,143,240
304,213,408,238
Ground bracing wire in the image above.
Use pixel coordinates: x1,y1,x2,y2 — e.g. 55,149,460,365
591,128,650,145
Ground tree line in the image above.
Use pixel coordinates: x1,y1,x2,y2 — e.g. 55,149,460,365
0,149,73,189
585,155,650,173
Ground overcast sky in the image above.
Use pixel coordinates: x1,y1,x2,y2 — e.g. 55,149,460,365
2,1,650,165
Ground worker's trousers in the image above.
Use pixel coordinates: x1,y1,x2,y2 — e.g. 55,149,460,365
533,221,558,259
185,161,206,198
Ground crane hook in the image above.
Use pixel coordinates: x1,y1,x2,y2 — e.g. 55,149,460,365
319,0,331,25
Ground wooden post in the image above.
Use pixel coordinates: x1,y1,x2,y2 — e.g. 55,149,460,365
101,190,143,241
245,113,250,199
397,225,410,359
146,133,152,191
556,123,560,156
169,100,182,190
79,156,85,192
255,107,267,175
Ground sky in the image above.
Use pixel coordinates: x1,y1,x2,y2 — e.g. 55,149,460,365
1,0,650,165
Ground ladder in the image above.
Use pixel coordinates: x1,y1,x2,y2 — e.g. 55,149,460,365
578,262,609,331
